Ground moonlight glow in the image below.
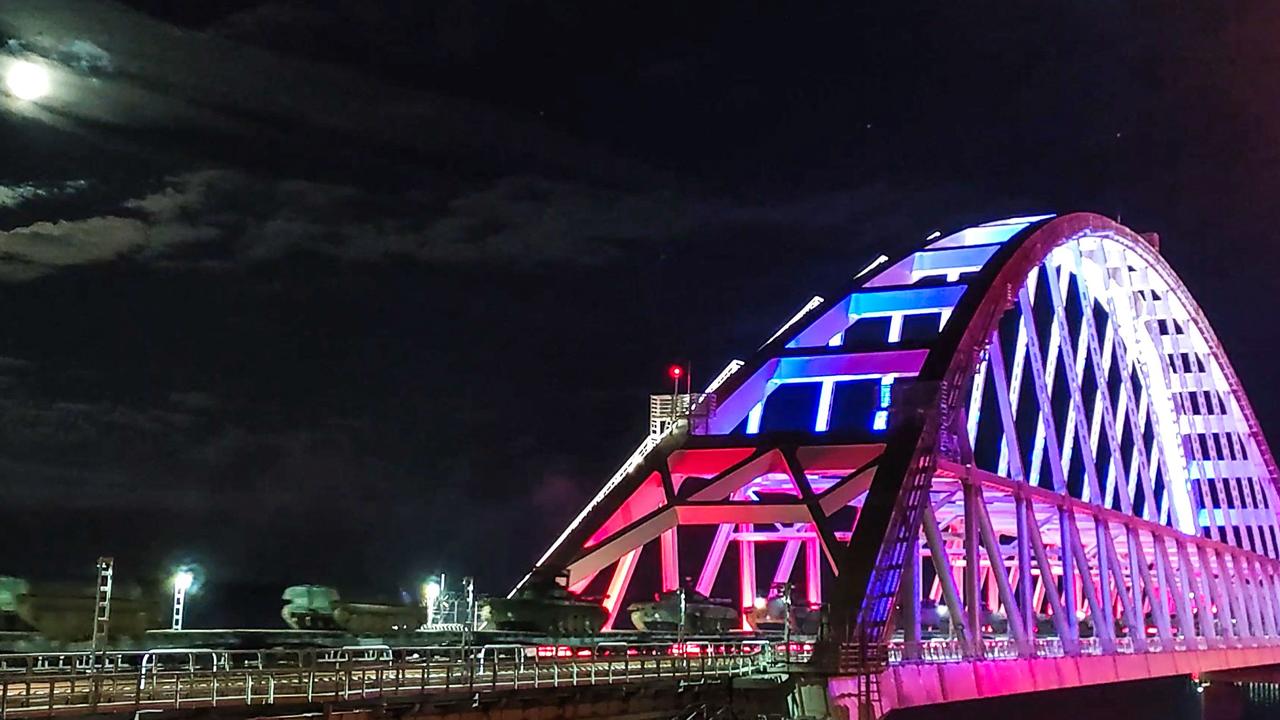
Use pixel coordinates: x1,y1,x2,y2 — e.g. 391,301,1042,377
4,60,51,101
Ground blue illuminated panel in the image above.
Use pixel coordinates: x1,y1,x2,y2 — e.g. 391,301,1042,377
911,243,1001,273
787,285,966,349
847,285,966,316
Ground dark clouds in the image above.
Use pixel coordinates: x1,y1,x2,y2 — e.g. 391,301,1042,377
0,180,87,209
0,169,693,272
4,37,112,74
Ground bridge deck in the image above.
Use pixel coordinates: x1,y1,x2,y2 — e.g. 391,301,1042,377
0,643,771,717
9,636,1280,718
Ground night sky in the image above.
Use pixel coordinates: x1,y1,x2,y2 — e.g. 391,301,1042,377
1,1,1278,626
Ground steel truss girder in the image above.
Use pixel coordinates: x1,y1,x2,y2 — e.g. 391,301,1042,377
894,460,1280,659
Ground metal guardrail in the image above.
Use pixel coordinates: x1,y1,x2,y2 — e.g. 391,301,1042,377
883,633,1220,664
0,641,773,717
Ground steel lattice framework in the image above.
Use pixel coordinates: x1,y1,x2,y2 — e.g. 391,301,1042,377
518,213,1280,663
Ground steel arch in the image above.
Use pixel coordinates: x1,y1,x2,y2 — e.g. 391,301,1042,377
520,212,1280,663
833,212,1280,645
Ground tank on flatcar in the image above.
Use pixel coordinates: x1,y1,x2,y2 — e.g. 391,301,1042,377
4,579,164,642
628,589,738,634
281,585,427,634
478,578,605,635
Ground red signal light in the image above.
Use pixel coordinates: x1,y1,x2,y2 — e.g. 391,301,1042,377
668,364,683,380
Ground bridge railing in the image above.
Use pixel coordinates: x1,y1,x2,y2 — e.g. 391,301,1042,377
883,633,1229,665
0,641,773,717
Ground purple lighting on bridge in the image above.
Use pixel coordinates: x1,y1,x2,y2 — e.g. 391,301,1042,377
519,212,1280,717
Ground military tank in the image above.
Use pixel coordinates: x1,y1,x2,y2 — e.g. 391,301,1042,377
478,579,606,635
0,576,164,642
628,589,738,634
281,585,428,634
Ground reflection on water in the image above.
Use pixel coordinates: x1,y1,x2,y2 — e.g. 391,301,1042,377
1240,681,1280,710
1205,681,1280,720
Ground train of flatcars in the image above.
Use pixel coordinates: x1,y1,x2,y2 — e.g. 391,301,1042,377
0,576,823,652
2,574,1117,658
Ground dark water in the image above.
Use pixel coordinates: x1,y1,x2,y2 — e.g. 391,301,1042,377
1204,681,1280,720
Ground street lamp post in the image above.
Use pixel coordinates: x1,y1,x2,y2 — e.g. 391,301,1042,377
171,570,195,631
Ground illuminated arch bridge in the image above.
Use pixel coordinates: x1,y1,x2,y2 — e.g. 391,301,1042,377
521,213,1280,710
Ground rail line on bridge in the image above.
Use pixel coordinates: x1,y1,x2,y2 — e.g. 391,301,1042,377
7,634,1280,718
0,642,778,717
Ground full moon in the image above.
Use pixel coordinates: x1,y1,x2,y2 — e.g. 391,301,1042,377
4,60,51,101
